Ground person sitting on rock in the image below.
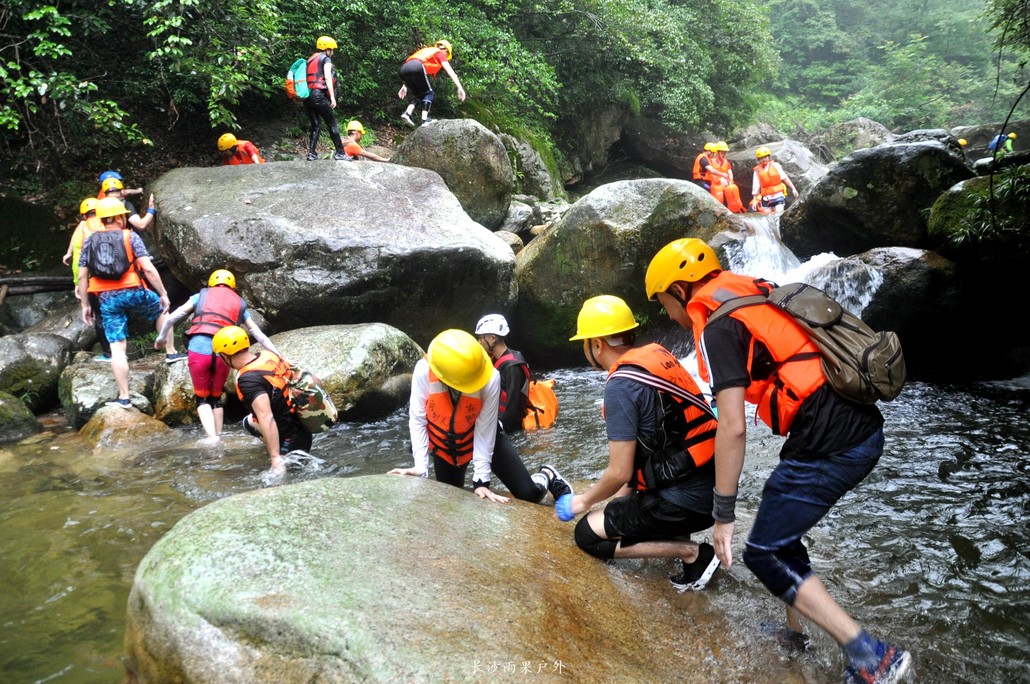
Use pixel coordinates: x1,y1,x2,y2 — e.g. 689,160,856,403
155,270,279,445
217,133,265,165
558,295,720,591
387,328,570,504
212,325,310,476
342,121,390,162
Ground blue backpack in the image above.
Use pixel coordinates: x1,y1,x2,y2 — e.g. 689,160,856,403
285,58,309,101
987,134,1005,152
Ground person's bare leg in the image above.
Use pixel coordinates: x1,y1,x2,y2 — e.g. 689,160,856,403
109,339,130,398
790,574,861,646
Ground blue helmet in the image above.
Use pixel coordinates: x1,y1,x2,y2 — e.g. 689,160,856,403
98,170,123,183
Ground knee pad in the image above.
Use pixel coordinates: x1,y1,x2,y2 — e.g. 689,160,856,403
207,395,223,408
742,541,812,606
574,516,617,560
194,394,209,409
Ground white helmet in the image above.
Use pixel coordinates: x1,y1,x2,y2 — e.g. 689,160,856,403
475,314,510,337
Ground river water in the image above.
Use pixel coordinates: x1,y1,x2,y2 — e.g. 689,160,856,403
2,222,1029,682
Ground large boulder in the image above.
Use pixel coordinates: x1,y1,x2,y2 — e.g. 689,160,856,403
25,302,98,350
727,139,829,209
124,475,796,683
0,332,74,411
620,117,711,179
0,289,77,334
498,134,563,200
392,119,515,229
59,352,159,428
80,404,173,452
0,390,39,442
152,360,197,427
780,139,973,259
513,179,746,365
151,162,515,346
558,104,635,185
809,117,896,161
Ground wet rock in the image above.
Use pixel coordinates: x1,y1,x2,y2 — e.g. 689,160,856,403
0,332,74,411
25,302,98,350
0,390,40,443
125,475,797,683
493,229,525,255
809,117,895,161
80,404,172,452
59,352,158,428
152,359,198,427
620,117,711,179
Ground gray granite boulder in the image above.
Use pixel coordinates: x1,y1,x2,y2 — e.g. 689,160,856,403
24,302,98,350
0,332,74,411
59,352,159,428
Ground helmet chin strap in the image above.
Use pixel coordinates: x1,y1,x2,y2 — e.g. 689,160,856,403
586,339,605,371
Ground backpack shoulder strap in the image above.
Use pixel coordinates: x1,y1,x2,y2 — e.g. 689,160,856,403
608,366,715,418
707,294,769,325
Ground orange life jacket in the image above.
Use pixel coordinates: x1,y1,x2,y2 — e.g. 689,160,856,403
425,367,484,467
223,140,265,165
235,350,291,402
85,228,143,294
187,286,246,338
406,46,446,76
708,156,732,188
692,152,710,181
608,344,717,490
755,162,786,200
687,272,826,435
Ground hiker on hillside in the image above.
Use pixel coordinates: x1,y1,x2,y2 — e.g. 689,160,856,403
474,314,530,433
342,121,390,162
558,295,721,591
398,39,466,127
218,133,265,165
63,197,112,362
156,270,279,445
212,325,311,475
645,238,911,684
750,147,798,214
387,329,571,504
76,197,183,409
305,36,346,161
988,131,1017,158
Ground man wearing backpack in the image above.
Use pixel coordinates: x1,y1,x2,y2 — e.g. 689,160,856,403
644,238,912,684
76,197,183,409
304,36,346,161
212,325,312,476
557,295,721,592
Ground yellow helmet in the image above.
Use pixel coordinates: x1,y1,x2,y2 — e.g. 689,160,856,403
101,177,124,194
1008,132,1017,139
212,325,251,355
703,142,716,152
714,141,729,152
755,146,771,159
346,120,365,134
217,133,238,151
316,36,337,50
208,269,236,289
569,295,639,341
426,329,492,393
436,39,453,60
645,238,722,300
95,196,130,220
957,138,967,146
79,197,98,215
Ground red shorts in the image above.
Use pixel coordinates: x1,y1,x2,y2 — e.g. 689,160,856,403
188,350,230,398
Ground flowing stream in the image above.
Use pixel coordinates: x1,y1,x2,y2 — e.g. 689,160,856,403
2,221,1028,682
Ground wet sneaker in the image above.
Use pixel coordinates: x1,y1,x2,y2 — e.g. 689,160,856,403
421,117,437,126
669,542,720,592
306,152,318,161
538,465,572,500
332,153,347,161
105,398,132,410
844,641,912,684
94,354,112,363
400,112,416,128
165,352,187,364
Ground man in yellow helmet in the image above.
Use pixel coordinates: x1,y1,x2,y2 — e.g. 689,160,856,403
101,176,156,234
305,36,346,161
558,295,720,591
388,329,571,505
218,133,265,165
644,238,911,684
750,147,798,214
398,39,466,127
63,197,111,361
342,121,390,162
156,270,279,444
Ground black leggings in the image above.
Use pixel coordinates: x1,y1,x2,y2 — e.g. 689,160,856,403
305,90,343,155
431,428,546,502
89,292,111,356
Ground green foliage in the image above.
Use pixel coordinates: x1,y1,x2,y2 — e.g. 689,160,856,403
950,166,1030,249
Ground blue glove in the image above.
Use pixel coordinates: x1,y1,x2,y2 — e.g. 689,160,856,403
556,494,575,522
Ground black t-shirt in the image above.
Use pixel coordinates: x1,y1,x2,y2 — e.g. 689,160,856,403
237,366,302,441
702,314,883,460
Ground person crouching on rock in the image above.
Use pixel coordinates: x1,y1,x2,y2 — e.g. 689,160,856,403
156,270,279,445
212,325,311,476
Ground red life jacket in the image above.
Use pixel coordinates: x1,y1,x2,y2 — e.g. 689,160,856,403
406,46,446,76
187,286,246,339
306,52,335,91
607,344,717,490
425,367,484,467
223,140,265,165
495,349,530,421
85,228,142,294
687,272,826,435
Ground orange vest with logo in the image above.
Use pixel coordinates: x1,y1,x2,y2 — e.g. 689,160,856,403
687,272,826,435
425,367,484,466
407,47,446,76
708,156,732,187
608,344,717,490
85,228,143,294
755,162,785,199
235,350,291,402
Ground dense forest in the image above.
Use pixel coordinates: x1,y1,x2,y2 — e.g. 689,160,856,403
0,0,1027,202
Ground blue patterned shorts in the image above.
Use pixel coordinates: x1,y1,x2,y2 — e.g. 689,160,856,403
98,288,163,342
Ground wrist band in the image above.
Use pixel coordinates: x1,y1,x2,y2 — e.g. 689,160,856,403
472,479,490,490
712,489,737,523
147,208,156,216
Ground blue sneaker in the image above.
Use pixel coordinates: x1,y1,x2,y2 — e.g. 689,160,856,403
165,352,187,364
94,354,112,363
105,398,132,410
844,641,912,684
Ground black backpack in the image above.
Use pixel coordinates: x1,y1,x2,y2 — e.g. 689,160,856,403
709,281,907,404
88,229,133,281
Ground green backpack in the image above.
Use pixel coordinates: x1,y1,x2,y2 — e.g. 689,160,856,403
709,281,907,404
285,58,310,101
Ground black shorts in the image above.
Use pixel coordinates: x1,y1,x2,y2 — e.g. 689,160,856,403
603,489,714,548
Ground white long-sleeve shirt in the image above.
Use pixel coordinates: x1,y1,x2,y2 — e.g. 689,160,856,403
752,161,791,199
408,358,500,485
